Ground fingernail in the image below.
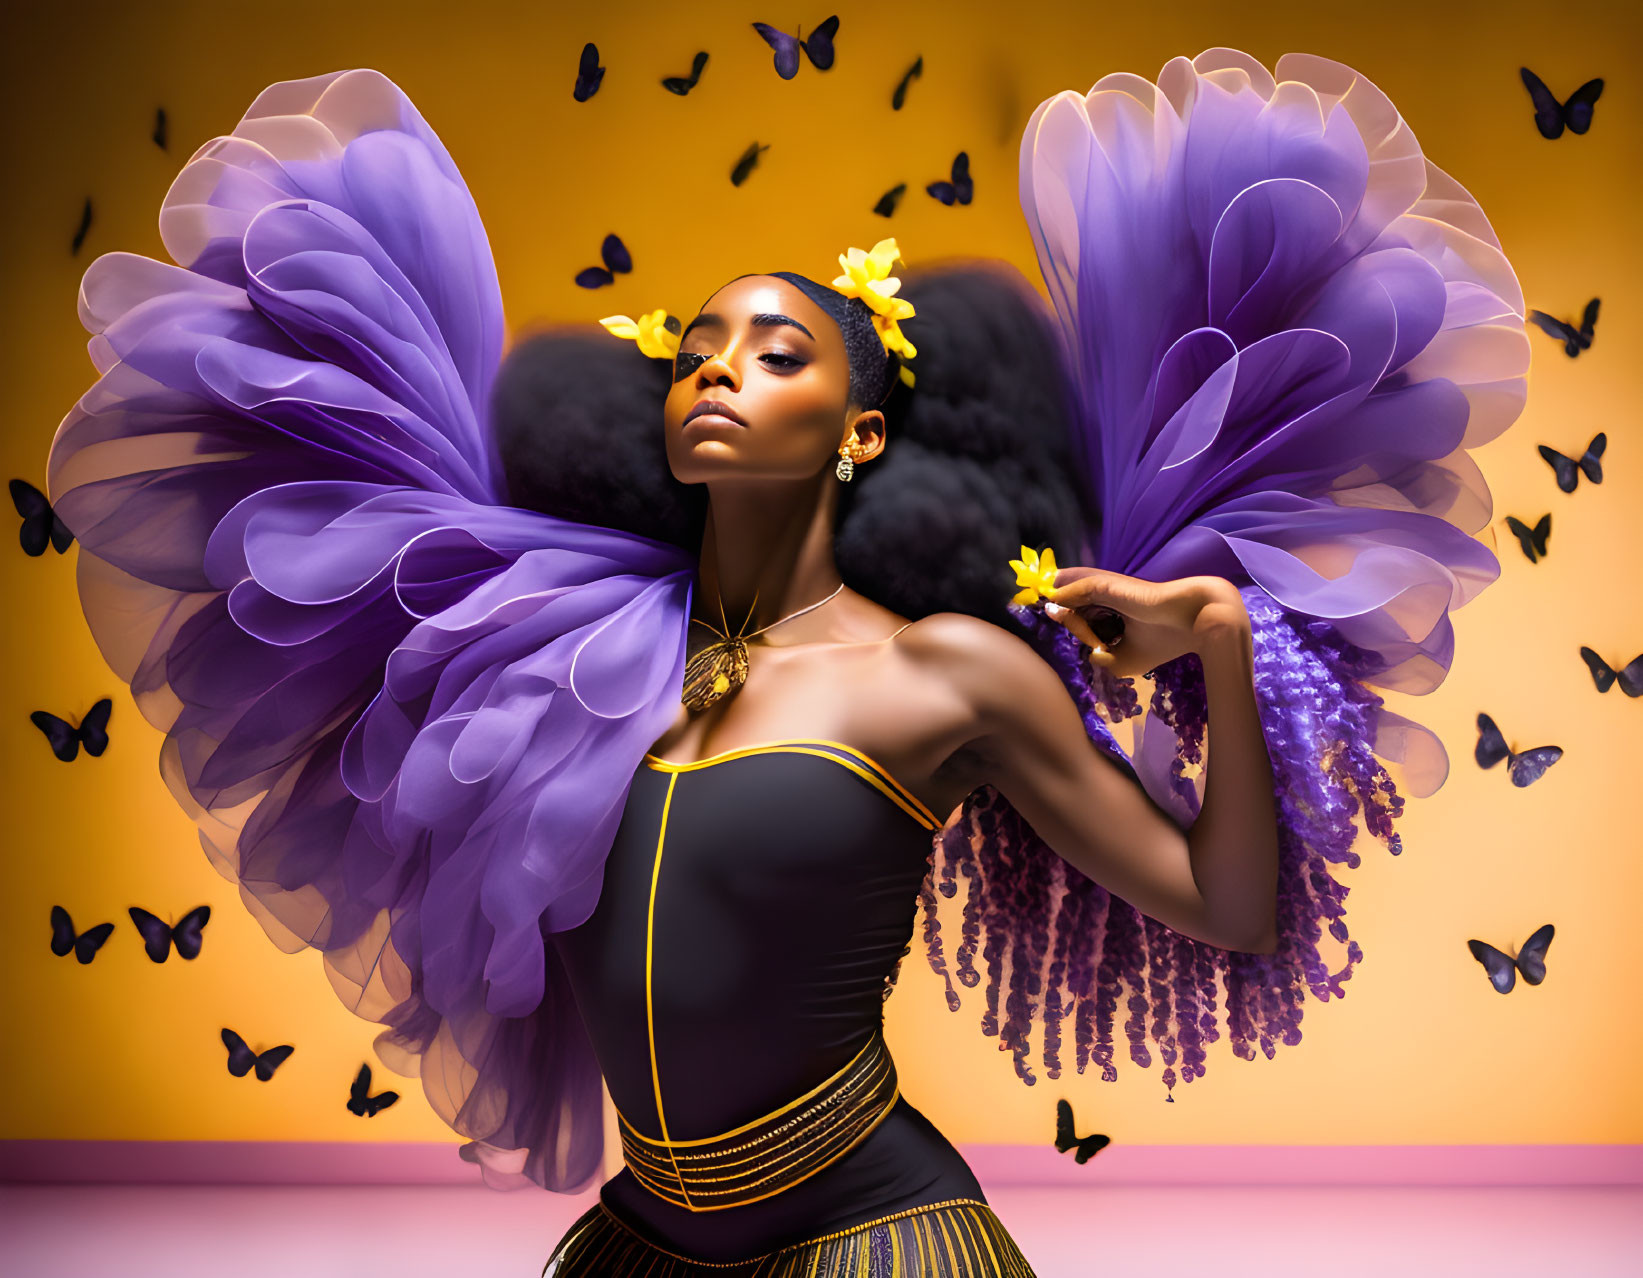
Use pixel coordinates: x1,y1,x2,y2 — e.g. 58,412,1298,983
1044,601,1066,618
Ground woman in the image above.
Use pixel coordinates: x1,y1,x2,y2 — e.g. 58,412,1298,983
46,51,1526,1276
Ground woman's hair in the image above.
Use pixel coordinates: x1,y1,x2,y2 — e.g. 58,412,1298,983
489,260,1313,1097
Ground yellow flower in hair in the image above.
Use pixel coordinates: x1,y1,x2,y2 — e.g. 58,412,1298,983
598,308,680,361
1008,544,1059,606
832,237,917,388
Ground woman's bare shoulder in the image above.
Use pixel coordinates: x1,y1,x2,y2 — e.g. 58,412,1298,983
891,611,1056,711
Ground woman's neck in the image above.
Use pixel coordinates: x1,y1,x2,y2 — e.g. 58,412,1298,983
696,474,844,646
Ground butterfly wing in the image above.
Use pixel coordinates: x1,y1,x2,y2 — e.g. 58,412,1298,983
1474,712,1510,770
951,152,973,204
1514,922,1554,985
1537,445,1578,493
1074,1133,1112,1165
1519,67,1565,139
752,23,802,80
29,711,79,762
1467,939,1518,994
572,43,604,103
172,904,210,961
1054,1098,1076,1152
1506,744,1561,787
11,479,57,557
599,233,632,276
49,905,78,958
252,1044,295,1082
48,69,692,1192
78,697,112,756
1527,310,1577,345
127,906,175,963
1562,79,1603,135
222,1027,255,1077
1618,654,1643,699
1578,297,1600,344
1578,432,1604,484
802,15,840,71
1579,645,1618,693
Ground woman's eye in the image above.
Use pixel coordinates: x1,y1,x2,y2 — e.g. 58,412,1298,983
761,353,803,369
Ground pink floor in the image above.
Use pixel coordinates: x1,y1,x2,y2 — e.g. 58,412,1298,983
3,1181,1640,1276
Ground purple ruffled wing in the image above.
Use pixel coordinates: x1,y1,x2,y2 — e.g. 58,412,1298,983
1019,49,1529,801
47,67,693,1191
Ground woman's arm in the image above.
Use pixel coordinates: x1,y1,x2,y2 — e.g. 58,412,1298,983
918,590,1280,954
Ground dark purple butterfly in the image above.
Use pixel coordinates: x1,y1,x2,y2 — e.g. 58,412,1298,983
731,141,770,187
1054,1099,1111,1164
128,904,210,963
872,183,906,217
11,478,74,555
1519,68,1602,139
1528,298,1599,357
153,106,168,150
574,234,632,289
1538,432,1604,492
751,15,838,80
1474,712,1561,787
662,51,709,96
1579,646,1643,697
346,1062,401,1117
71,197,91,255
1504,513,1550,563
50,906,114,964
572,42,605,102
222,1027,294,1081
31,697,112,762
892,56,923,110
926,152,972,206
1468,923,1554,994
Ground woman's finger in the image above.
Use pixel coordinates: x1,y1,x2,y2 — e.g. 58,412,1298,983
1044,602,1113,666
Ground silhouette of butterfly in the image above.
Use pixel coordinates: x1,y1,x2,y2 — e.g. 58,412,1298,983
1538,432,1604,492
572,42,604,102
31,697,112,762
221,1028,294,1081
1474,712,1562,787
11,478,75,555
892,56,923,110
1054,1099,1111,1164
71,196,92,255
1504,513,1550,563
1528,298,1599,357
1467,923,1554,994
153,106,168,150
128,905,210,963
50,906,115,964
751,15,838,80
1518,68,1602,140
926,152,972,206
873,183,907,218
731,141,770,187
574,234,632,289
346,1062,401,1117
1579,646,1643,697
662,51,709,96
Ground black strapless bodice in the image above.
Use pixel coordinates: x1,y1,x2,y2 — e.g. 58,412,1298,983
550,740,984,1261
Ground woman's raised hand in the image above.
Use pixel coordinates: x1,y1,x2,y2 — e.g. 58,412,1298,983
1042,566,1248,680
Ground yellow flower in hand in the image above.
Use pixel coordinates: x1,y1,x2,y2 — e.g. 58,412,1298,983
1008,544,1059,606
598,308,681,361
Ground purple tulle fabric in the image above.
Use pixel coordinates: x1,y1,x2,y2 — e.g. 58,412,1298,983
47,51,1530,1189
46,68,696,1190
909,49,1527,1092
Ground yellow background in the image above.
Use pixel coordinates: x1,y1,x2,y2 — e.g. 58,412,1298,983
3,0,1640,1162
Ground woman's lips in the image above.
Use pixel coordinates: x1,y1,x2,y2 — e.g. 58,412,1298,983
686,400,747,427
684,412,747,431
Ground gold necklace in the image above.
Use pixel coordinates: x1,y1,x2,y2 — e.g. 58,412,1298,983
681,580,846,712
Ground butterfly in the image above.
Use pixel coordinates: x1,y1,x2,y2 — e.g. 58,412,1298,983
572,42,604,102
1474,712,1562,787
926,152,972,206
731,141,770,187
662,51,709,96
1053,1099,1111,1164
1528,298,1599,358
1518,68,1602,140
1467,923,1554,994
11,478,75,555
71,196,92,255
1579,646,1643,697
892,56,923,110
153,106,168,150
31,697,112,762
50,906,114,965
1538,432,1604,492
751,15,838,80
1504,513,1550,563
872,183,907,218
346,1062,401,1117
128,905,210,963
574,234,632,289
222,1028,295,1081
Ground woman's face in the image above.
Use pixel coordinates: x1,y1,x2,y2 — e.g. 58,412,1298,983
663,275,880,484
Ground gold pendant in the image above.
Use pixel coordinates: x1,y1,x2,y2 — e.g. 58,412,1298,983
681,636,749,711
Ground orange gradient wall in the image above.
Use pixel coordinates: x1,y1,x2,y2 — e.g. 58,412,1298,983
3,0,1639,1160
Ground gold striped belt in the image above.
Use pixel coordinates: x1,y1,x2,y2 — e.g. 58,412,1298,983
618,1031,900,1212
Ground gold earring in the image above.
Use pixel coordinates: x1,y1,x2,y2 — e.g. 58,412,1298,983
837,441,871,482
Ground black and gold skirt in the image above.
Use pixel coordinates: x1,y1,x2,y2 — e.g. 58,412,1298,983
541,1195,1037,1276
